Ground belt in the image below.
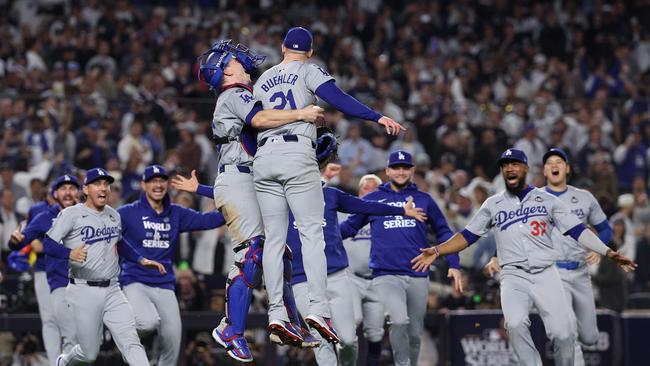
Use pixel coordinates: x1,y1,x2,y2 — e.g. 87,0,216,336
69,278,112,287
219,165,251,174
556,261,581,270
258,134,316,149
354,272,373,280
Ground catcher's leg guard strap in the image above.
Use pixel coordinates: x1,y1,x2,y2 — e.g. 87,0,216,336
225,236,264,334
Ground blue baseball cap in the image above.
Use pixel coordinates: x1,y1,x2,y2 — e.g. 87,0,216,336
283,27,313,52
84,168,115,185
387,150,414,167
497,148,528,166
142,165,169,182
50,174,81,197
543,148,569,164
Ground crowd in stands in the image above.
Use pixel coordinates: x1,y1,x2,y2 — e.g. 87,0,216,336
1,0,650,364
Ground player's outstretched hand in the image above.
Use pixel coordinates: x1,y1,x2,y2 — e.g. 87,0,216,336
585,251,601,265
448,268,464,293
298,105,325,123
411,246,440,272
70,244,88,263
378,116,406,136
322,163,341,181
483,256,500,278
606,250,638,272
404,196,427,222
139,258,167,274
10,226,24,245
171,170,199,193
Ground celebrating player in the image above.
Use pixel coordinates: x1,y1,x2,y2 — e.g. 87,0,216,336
286,131,427,366
411,148,636,366
341,174,387,366
192,40,324,361
340,150,462,366
118,165,226,366
9,175,81,366
252,26,404,345
41,168,165,366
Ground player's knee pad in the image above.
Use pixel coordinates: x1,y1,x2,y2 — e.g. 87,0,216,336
233,235,264,288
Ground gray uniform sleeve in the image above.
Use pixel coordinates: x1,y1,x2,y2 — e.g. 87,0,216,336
46,209,75,242
213,89,256,137
465,200,493,237
305,64,335,92
550,196,582,233
586,191,607,225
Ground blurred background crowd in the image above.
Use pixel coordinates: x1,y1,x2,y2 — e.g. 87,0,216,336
0,0,649,364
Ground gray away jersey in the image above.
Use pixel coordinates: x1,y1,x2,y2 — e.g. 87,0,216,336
253,61,334,142
47,203,122,281
339,212,372,278
465,187,581,271
546,185,608,262
212,86,258,170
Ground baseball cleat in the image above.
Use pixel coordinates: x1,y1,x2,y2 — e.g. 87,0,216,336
268,320,303,347
299,327,321,348
305,314,340,344
212,324,254,363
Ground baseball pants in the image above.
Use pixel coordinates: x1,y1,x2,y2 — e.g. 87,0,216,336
500,265,576,366
349,274,385,343
60,281,148,366
254,138,330,322
372,275,428,366
34,271,61,366
123,283,181,366
51,286,76,355
558,266,599,366
293,269,358,366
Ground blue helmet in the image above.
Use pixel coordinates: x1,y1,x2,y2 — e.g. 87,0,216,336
198,40,266,90
8,250,30,272
316,126,338,167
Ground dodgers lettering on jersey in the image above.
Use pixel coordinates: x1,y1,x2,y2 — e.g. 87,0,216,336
212,86,258,171
47,203,122,281
118,193,225,289
341,183,459,278
254,61,334,142
546,186,608,262
465,187,582,271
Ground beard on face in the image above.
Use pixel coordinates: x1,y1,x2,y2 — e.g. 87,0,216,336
391,178,410,190
505,175,527,195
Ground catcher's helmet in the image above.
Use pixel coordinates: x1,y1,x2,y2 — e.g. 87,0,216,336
198,40,266,90
316,126,338,166
8,250,30,272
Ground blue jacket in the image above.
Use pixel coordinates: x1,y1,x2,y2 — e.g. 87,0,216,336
287,186,404,285
341,183,460,277
13,204,68,291
118,193,226,290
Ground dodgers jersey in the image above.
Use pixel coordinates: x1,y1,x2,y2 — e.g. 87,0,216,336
118,193,225,289
47,204,122,281
463,186,582,271
340,211,373,278
287,186,404,285
545,185,608,262
253,61,333,142
341,183,460,277
212,84,259,171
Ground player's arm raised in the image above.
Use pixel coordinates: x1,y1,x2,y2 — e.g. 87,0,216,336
117,239,166,274
411,232,470,272
171,170,215,199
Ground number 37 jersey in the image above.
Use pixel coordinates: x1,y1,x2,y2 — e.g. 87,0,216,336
465,187,582,271
253,60,333,142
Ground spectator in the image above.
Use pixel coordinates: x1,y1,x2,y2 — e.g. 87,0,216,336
175,122,202,175
0,189,23,260
0,163,27,202
593,219,629,312
613,127,648,192
15,178,45,217
610,194,638,261
117,120,153,173
338,123,374,177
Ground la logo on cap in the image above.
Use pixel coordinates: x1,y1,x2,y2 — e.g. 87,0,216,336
505,149,512,156
64,175,70,181
398,152,405,160
153,166,160,174
98,169,105,176
293,43,299,48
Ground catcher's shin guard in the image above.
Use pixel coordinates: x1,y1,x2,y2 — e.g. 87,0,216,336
282,246,305,326
224,235,264,334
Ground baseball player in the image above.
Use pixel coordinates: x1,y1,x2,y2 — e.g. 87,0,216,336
192,40,324,361
252,26,404,345
484,148,613,366
340,150,462,366
41,168,165,366
340,174,387,366
117,165,226,366
411,148,636,366
286,132,427,366
8,175,81,366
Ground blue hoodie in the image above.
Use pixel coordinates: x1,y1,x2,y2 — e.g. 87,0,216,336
118,193,226,290
287,186,405,285
341,182,460,277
